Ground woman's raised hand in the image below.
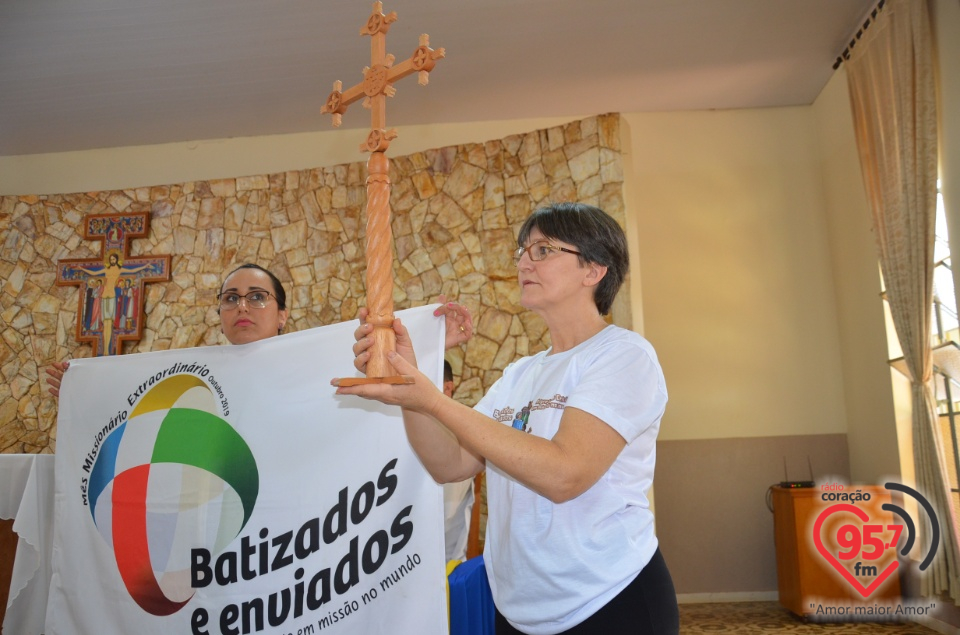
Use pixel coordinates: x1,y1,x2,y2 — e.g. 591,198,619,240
45,361,70,398
434,294,472,350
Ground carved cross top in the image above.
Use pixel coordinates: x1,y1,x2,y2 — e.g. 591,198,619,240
321,1,445,153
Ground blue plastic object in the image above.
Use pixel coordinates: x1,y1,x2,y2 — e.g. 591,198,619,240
448,555,495,635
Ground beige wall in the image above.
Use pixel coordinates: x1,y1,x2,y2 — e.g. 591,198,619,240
812,69,902,484
656,434,850,596
616,97,894,595
622,107,849,442
0,116,581,196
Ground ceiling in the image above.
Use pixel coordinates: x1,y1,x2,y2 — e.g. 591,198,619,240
0,0,875,157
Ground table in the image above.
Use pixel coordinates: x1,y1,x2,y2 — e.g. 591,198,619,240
0,454,55,635
772,485,901,616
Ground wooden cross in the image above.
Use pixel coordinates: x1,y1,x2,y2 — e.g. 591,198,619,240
56,212,171,356
322,1,444,385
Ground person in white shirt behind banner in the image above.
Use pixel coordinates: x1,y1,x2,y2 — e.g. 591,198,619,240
441,359,476,563
336,202,679,635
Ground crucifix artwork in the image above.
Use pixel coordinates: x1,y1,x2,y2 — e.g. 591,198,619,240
56,212,171,356
322,1,444,385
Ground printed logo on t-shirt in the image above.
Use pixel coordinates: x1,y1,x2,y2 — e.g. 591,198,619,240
532,394,567,411
511,402,532,433
491,394,568,434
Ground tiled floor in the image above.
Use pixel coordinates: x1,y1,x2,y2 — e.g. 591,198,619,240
679,602,941,634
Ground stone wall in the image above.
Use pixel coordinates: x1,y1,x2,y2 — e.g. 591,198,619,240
0,114,624,453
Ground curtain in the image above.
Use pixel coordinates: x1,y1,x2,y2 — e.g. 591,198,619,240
846,0,960,603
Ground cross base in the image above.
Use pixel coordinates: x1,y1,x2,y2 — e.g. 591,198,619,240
336,375,415,387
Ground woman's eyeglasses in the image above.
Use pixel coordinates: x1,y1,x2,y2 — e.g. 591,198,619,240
218,290,274,310
513,240,581,265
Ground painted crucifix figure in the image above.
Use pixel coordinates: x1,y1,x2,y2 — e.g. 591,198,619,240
322,1,444,385
57,212,171,356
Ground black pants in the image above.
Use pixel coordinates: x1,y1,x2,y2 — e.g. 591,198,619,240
495,548,679,635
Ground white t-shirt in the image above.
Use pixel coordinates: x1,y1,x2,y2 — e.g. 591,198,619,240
474,325,667,635
443,478,475,562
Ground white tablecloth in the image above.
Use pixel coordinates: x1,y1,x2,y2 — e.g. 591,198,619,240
1,454,55,635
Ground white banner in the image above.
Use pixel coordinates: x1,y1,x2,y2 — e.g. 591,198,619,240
46,305,448,635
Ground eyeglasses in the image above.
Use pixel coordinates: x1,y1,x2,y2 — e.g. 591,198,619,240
218,290,275,310
513,240,581,265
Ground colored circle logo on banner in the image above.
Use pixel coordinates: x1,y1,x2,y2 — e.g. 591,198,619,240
87,374,259,615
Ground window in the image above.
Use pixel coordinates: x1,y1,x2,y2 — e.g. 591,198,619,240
886,181,960,533
931,182,960,533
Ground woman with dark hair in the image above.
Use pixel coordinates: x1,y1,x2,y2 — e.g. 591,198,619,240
216,263,288,345
338,202,679,635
